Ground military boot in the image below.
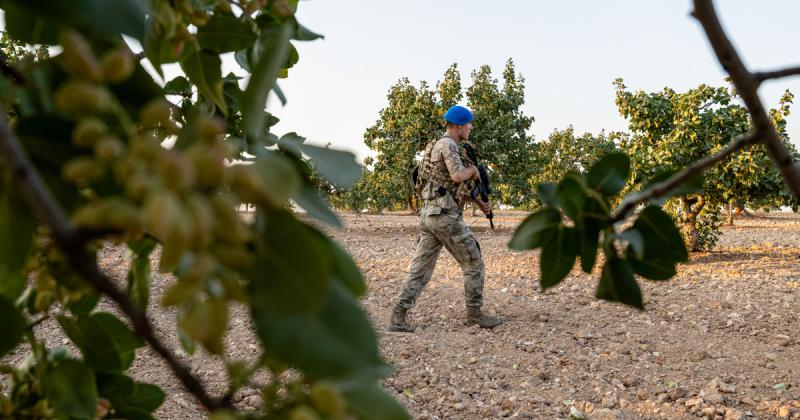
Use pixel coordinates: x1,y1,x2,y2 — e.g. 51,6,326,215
465,306,503,329
388,305,415,332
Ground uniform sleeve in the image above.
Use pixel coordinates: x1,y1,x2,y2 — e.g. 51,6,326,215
439,138,466,176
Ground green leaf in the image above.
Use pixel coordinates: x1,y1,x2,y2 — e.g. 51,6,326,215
1,0,59,44
343,383,409,420
251,282,384,379
294,23,324,41
42,359,98,420
300,143,363,189
306,227,367,297
293,184,342,227
578,195,608,273
97,373,164,418
181,50,227,115
234,49,250,72
241,21,292,139
124,383,164,414
197,13,257,53
616,229,645,260
127,240,155,310
59,312,143,372
579,223,599,274
250,210,332,314
164,76,192,96
536,182,558,207
540,227,578,289
0,297,25,358
596,257,643,309
273,82,287,106
251,150,302,206
67,290,101,316
176,314,198,355
628,252,677,281
587,152,630,196
178,299,227,354
508,208,560,250
10,0,148,41
633,205,688,262
0,176,37,300
110,63,164,111
555,174,586,224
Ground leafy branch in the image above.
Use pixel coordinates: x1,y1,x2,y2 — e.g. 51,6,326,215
693,0,800,199
610,131,760,223
0,114,225,411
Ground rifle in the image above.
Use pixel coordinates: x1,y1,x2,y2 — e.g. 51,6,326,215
461,143,494,229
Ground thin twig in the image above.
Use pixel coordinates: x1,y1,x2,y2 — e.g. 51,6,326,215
753,66,800,85
0,52,26,85
693,0,800,199
0,113,226,411
611,131,760,222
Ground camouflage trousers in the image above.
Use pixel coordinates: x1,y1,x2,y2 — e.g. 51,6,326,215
395,209,484,309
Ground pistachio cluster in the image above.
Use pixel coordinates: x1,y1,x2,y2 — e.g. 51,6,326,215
48,29,269,353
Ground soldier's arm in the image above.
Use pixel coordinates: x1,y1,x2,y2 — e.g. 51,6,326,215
440,140,479,183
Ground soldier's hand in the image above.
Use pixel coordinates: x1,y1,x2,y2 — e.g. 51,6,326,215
477,199,492,215
471,166,481,180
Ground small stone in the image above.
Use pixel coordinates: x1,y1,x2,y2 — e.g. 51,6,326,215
657,393,669,403
618,399,631,409
774,383,788,391
454,402,465,411
689,350,711,362
670,387,689,400
569,406,586,419
601,396,618,408
591,408,622,420
685,398,703,408
701,407,717,417
779,406,790,418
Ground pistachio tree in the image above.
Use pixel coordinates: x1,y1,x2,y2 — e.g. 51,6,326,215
528,126,621,208
614,79,795,250
0,1,407,419
510,0,800,309
348,60,536,211
465,59,536,207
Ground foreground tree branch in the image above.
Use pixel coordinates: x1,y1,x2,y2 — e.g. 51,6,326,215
693,0,800,199
0,113,225,411
611,131,760,223
753,66,800,86
0,52,25,85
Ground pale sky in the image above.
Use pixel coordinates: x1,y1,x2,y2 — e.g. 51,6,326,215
271,1,800,161
3,2,799,163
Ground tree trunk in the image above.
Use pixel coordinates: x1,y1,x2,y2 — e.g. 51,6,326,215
725,201,734,226
681,195,706,252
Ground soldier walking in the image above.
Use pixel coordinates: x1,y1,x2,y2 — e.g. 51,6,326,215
389,105,503,332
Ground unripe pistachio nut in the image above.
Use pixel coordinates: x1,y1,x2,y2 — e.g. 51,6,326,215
288,406,320,420
62,157,103,186
54,80,113,115
158,150,196,190
94,135,125,163
101,47,135,84
186,195,215,248
140,99,173,128
71,117,108,148
58,29,103,82
309,382,346,415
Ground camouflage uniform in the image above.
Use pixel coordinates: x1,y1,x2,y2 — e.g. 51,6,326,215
396,134,485,309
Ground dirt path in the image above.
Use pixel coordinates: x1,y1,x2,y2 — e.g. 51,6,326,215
2,211,799,419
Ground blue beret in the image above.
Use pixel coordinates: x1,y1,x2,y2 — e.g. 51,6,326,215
444,105,473,125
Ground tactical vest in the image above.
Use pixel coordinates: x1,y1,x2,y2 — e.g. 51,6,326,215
413,136,475,202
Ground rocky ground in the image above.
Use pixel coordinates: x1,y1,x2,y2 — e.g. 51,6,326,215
2,211,800,419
